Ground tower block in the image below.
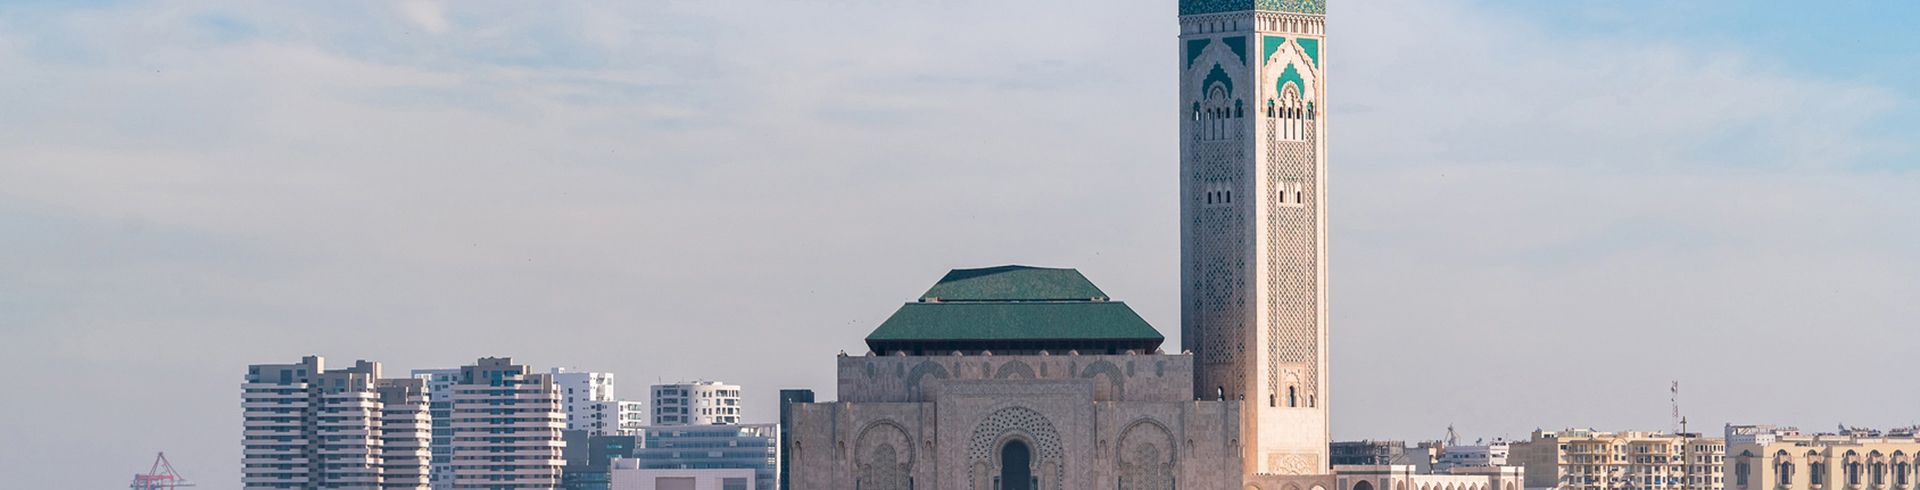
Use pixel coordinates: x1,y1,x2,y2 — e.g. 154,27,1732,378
1177,0,1331,484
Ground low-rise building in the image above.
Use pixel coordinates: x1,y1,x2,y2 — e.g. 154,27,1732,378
1510,429,1724,490
1333,441,1437,471
1725,429,1920,490
1336,465,1526,490
1440,441,1512,471
609,464,755,490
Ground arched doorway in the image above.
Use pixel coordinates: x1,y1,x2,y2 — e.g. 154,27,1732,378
1001,440,1034,490
1354,481,1376,490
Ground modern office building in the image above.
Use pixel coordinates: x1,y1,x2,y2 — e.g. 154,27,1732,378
410,368,461,490
562,432,645,490
608,464,755,490
242,356,431,490
650,381,741,426
775,389,813,490
1511,429,1724,490
634,424,778,490
1726,428,1920,490
447,357,566,489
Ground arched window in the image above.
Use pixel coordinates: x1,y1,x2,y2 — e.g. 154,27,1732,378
1779,451,1797,486
1812,461,1827,485
1287,386,1297,407
1735,461,1750,486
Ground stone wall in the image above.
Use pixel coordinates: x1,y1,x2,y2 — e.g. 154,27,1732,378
836,353,1197,404
792,354,1246,490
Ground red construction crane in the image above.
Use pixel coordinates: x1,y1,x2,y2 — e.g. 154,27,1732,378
129,452,196,490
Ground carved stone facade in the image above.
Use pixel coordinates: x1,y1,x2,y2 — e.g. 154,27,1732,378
1179,1,1331,481
789,354,1245,490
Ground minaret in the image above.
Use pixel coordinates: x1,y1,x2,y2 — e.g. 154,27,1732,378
1177,0,1329,479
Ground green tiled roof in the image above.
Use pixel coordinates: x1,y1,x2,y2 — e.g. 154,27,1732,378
919,265,1108,302
865,265,1164,351
865,302,1162,343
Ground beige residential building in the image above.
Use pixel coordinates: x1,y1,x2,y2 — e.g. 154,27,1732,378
1511,429,1725,490
447,357,565,490
1726,432,1920,490
242,356,431,490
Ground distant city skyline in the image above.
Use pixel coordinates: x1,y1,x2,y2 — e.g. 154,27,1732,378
3,1,1917,489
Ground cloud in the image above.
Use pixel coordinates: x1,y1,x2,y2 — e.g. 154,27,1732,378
396,0,450,35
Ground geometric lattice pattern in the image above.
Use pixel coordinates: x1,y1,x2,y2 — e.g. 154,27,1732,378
1183,32,1254,403
1265,111,1320,406
966,406,1065,490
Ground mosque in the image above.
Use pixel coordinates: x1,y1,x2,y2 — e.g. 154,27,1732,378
788,2,1524,490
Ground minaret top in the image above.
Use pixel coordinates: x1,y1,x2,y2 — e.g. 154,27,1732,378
1179,0,1324,16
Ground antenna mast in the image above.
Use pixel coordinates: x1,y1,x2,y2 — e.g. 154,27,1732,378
1671,381,1684,434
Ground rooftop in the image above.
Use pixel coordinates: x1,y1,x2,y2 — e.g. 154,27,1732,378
864,265,1164,355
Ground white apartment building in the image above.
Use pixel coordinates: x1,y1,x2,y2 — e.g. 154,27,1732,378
242,356,430,490
1511,429,1725,490
448,358,566,489
618,400,647,434
650,381,741,426
552,369,621,435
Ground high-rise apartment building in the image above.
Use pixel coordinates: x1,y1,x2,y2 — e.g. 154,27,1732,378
409,368,461,490
378,379,433,490
242,356,430,490
448,358,566,489
1177,0,1331,481
1511,429,1725,490
649,381,740,426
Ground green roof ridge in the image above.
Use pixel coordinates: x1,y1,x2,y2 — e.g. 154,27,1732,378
919,265,1108,302
864,265,1165,348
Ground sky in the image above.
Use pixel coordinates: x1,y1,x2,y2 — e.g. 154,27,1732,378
2,0,1917,488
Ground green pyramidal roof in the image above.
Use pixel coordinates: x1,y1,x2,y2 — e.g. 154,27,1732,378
865,265,1164,355
919,265,1109,302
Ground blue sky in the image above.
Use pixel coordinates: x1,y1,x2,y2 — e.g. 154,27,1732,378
1,1,1916,488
